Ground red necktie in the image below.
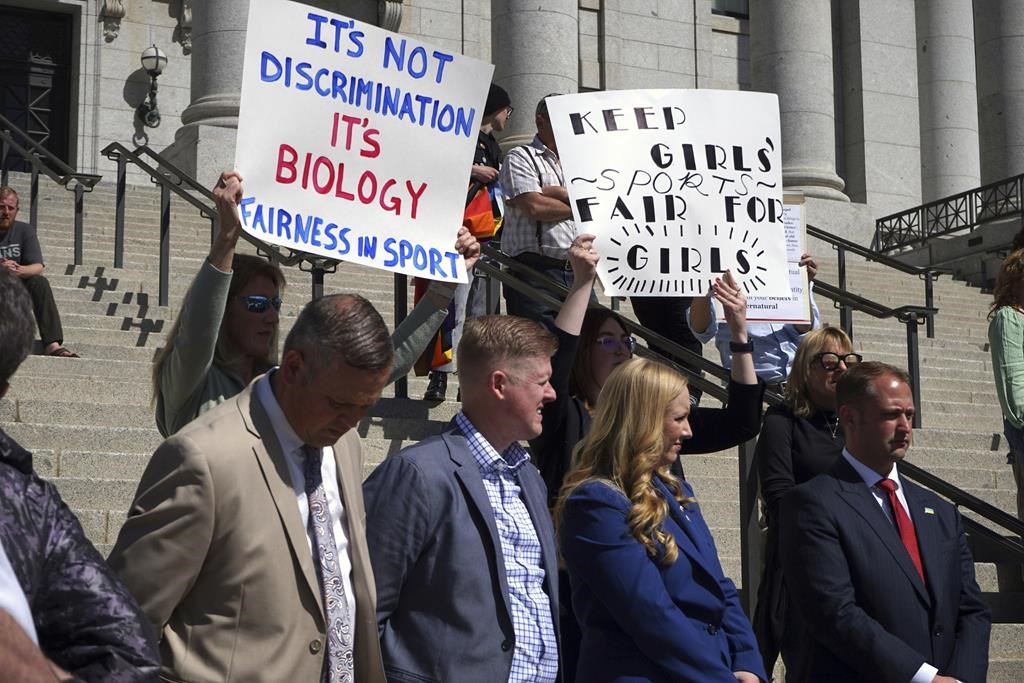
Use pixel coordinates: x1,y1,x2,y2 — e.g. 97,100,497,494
876,479,926,586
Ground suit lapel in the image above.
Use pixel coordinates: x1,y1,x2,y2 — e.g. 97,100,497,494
655,478,723,595
243,385,325,620
902,480,944,600
832,459,930,605
447,432,515,625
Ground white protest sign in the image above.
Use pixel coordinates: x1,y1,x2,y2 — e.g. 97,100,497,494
743,194,812,323
546,89,789,297
236,0,494,282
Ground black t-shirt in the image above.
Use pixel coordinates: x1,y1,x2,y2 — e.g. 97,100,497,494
0,221,44,265
474,131,504,218
475,130,502,170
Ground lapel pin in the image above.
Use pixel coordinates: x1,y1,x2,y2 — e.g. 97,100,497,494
923,507,935,515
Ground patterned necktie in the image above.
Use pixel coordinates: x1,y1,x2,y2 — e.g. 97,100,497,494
875,478,927,586
302,445,354,682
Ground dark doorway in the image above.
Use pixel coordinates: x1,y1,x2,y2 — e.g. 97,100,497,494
0,5,73,171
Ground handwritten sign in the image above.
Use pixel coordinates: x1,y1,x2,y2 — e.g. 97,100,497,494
546,89,789,297
235,0,494,282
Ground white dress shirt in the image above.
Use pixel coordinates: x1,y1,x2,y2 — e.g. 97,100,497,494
256,373,357,622
841,449,958,683
0,540,37,644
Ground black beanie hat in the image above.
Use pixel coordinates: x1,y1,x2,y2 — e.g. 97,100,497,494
484,84,511,117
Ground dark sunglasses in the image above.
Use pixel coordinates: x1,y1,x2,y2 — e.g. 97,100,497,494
814,351,862,371
506,106,514,118
238,295,282,313
596,335,637,354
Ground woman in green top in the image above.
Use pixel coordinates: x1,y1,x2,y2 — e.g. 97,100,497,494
152,171,479,437
988,248,1024,524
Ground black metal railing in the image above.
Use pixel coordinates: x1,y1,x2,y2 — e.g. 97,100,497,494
811,280,934,429
470,245,1024,616
873,173,1024,252
808,223,948,338
99,142,339,307
0,113,102,264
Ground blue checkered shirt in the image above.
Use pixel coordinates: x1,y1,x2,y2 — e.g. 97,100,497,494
454,411,559,683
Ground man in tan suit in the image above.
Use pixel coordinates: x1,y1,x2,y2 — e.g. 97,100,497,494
109,294,392,683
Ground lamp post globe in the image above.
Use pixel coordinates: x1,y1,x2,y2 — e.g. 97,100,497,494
140,44,167,77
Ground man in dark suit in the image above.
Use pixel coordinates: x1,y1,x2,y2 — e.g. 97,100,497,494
779,361,991,683
364,314,561,682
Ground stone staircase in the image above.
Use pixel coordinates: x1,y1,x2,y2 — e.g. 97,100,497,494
1,173,1021,678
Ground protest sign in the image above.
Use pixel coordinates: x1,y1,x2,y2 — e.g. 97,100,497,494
742,193,812,323
546,89,789,297
235,0,494,282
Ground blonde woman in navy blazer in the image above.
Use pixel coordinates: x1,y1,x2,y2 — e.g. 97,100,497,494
557,358,767,683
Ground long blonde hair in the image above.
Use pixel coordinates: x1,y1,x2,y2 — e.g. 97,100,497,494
785,326,854,417
556,358,693,565
152,254,285,403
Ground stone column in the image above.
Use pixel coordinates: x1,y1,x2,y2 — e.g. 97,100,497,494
749,0,847,201
169,0,249,188
916,0,980,201
172,0,379,187
975,1,1024,184
491,0,578,147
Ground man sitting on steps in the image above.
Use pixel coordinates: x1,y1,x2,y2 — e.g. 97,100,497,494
0,186,78,358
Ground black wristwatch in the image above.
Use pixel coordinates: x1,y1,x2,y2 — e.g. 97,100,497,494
729,340,754,353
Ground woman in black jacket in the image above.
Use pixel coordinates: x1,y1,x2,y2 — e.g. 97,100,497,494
751,325,860,677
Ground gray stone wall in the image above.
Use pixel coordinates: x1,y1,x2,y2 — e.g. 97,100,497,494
839,0,922,217
602,0,711,90
398,0,490,59
710,14,750,90
58,0,191,180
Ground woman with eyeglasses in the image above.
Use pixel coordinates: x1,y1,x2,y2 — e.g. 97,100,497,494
750,326,860,676
153,171,479,437
555,358,766,683
530,235,762,680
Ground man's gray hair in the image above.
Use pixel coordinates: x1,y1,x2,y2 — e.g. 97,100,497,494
283,293,393,373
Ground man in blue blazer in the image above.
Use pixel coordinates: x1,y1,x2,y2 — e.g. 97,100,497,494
779,362,990,683
364,315,561,683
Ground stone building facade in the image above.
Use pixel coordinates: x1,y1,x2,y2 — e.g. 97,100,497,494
1,0,1019,245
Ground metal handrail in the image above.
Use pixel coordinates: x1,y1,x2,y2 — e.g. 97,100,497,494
811,279,933,428
0,114,102,265
873,173,1024,252
808,222,947,338
99,142,339,305
901,461,1024,539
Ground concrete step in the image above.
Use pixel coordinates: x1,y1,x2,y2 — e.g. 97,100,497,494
2,423,162,454
1,398,154,429
5,375,154,404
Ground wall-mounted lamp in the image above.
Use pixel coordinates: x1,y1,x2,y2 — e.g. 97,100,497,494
137,44,168,128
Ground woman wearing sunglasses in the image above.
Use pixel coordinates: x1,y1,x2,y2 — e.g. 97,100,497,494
751,326,860,676
153,171,478,437
555,358,766,683
530,235,763,680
